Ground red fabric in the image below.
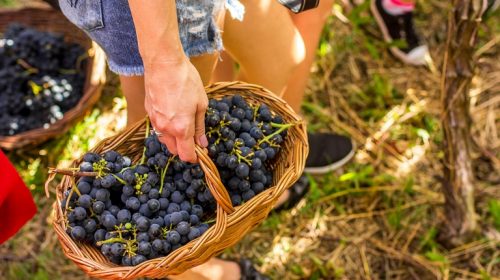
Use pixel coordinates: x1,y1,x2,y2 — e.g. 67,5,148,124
0,150,37,244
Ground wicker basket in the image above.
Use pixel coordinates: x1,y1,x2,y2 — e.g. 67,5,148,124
0,7,106,150
48,82,309,279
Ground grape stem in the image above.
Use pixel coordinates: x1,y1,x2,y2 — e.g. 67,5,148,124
48,167,97,177
235,150,252,165
205,219,216,224
270,122,295,129
96,237,128,246
111,173,127,185
257,123,294,146
252,105,259,122
230,141,252,165
16,58,39,74
159,156,176,194
71,177,82,197
140,118,151,165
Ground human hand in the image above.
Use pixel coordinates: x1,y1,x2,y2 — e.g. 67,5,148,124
144,57,208,163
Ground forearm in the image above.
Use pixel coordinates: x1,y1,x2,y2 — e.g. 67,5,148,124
128,0,186,65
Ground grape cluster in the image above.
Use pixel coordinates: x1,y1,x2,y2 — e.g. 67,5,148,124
205,95,291,206
63,95,291,266
63,139,213,266
0,24,86,136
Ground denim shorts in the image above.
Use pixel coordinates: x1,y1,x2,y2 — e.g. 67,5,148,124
59,0,245,76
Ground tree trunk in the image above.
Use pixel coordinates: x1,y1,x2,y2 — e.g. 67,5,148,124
439,0,485,246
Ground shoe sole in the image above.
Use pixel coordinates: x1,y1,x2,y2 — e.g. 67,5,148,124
304,140,356,174
369,0,424,65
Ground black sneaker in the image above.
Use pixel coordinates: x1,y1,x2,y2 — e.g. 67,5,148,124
370,0,430,65
304,133,355,174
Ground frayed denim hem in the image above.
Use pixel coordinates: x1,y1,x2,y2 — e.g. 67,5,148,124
107,60,144,76
184,38,224,57
106,40,222,76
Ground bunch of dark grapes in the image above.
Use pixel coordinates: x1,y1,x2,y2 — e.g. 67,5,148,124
62,135,213,266
0,24,86,136
62,95,291,266
204,95,291,206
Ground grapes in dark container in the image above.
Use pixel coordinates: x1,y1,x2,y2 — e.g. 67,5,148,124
0,24,86,136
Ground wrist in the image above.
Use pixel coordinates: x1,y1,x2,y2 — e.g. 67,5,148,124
140,45,188,68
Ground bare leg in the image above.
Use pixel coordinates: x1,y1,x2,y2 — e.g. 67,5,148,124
281,0,335,112
211,51,236,83
170,258,241,280
222,0,306,97
191,52,220,85
120,75,146,126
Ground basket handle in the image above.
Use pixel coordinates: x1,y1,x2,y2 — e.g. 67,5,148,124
195,146,235,215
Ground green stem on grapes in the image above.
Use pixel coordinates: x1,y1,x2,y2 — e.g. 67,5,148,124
257,123,293,146
96,237,127,246
140,118,150,165
161,227,170,238
88,207,96,218
96,237,128,246
120,164,139,174
127,226,139,256
205,218,216,224
111,173,127,185
71,177,82,197
257,138,281,148
253,105,259,122
220,120,231,127
270,122,294,128
159,156,175,194
235,151,252,165
230,141,252,165
207,126,221,143
17,58,39,74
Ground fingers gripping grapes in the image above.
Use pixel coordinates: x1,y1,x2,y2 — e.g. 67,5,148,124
144,59,209,163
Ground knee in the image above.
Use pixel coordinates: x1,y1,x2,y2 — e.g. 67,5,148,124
256,31,305,94
279,30,306,84
290,29,307,69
